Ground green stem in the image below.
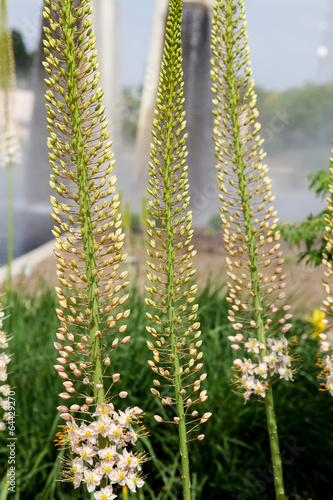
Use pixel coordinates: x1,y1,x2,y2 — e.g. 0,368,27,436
64,0,103,406
224,2,285,499
163,1,191,498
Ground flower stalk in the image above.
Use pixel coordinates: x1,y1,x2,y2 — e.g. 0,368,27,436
42,0,145,496
0,0,20,295
145,1,210,498
211,1,294,498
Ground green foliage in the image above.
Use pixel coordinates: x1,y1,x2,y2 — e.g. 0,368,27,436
256,84,333,155
0,284,333,499
278,166,331,266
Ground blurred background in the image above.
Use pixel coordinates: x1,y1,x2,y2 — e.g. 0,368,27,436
1,0,333,264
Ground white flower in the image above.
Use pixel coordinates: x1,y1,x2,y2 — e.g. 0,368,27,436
241,358,256,375
126,472,145,492
254,362,268,379
254,379,266,397
94,485,117,500
244,338,264,354
83,467,103,493
278,366,293,381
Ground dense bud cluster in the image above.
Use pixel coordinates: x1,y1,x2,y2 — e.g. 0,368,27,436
211,0,295,397
0,1,21,167
42,0,145,491
145,0,210,442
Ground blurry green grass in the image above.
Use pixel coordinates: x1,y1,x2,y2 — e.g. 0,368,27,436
0,280,332,499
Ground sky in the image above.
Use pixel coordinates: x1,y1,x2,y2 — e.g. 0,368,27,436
8,0,332,91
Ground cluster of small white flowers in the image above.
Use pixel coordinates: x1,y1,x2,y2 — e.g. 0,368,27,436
230,334,293,401
61,403,145,498
0,309,11,431
0,128,21,167
318,332,333,396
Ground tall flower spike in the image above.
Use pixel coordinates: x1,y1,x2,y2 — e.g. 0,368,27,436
0,0,21,293
318,143,333,395
146,1,210,498
211,1,293,499
43,1,145,496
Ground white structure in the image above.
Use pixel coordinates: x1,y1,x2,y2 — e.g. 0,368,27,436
134,0,216,224
92,0,121,146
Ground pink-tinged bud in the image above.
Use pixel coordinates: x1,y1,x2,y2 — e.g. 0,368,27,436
56,333,66,341
154,415,163,422
174,417,180,423
250,320,256,328
60,413,71,421
231,344,240,350
119,325,127,333
191,410,198,417
284,314,293,320
83,377,90,385
201,412,212,423
104,357,111,366
112,373,120,382
233,359,242,366
271,307,278,314
67,333,75,341
80,363,87,370
96,384,103,391
121,335,131,344
232,323,243,330
59,392,71,399
81,405,89,412
200,373,207,381
198,434,205,441
119,391,128,399
278,293,285,300
63,381,73,388
67,387,76,393
81,336,88,343
282,305,291,311
70,404,80,411
321,341,330,352
281,323,292,333
228,336,235,342
57,357,67,365
54,365,65,372
59,351,68,358
86,397,94,404
69,363,77,371
54,342,62,350
112,339,119,348
235,333,243,341
64,345,74,353
319,333,328,340
322,319,330,328
58,371,69,380
57,406,69,412
73,370,82,377
95,330,102,338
